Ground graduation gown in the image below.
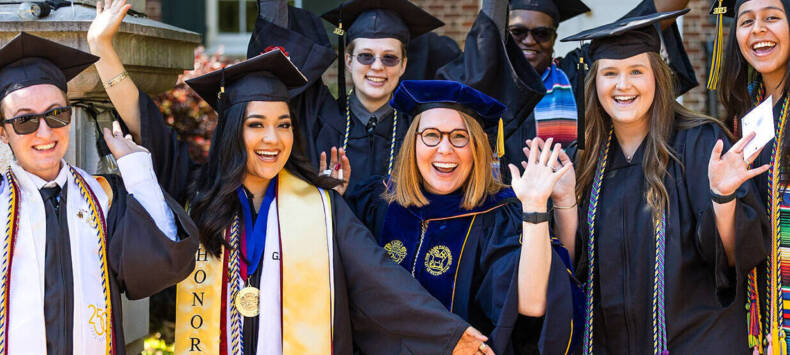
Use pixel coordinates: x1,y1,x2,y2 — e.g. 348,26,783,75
346,179,582,355
3,164,198,355
136,90,472,354
574,122,769,354
248,9,544,188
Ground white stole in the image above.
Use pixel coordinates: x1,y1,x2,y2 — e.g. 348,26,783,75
3,163,110,354
224,188,335,354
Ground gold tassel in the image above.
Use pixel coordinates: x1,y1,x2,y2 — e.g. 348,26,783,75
496,117,505,159
707,0,726,90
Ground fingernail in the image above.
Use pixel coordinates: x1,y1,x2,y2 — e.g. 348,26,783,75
334,163,341,170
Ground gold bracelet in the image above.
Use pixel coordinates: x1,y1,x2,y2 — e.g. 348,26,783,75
553,201,577,210
103,70,129,89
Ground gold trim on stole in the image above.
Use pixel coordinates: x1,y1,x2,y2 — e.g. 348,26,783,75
174,245,224,354
278,170,333,354
173,169,333,354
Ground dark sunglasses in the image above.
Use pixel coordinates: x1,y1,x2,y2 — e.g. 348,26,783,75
417,128,470,148
3,106,72,135
508,26,556,43
353,53,402,67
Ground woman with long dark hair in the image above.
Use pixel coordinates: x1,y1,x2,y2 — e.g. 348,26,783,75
346,80,582,355
715,0,790,351
563,10,769,354
87,2,494,354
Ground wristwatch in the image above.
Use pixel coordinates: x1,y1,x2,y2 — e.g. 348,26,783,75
710,189,737,204
522,211,550,224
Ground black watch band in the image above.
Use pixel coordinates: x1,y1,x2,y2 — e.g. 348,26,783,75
711,189,737,204
522,211,550,224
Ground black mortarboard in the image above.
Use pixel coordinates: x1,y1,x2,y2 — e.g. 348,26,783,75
509,0,590,24
185,49,307,113
322,0,444,112
560,9,689,149
561,9,689,61
322,0,444,44
0,32,98,101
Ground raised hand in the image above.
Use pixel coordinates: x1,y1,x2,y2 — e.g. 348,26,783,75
103,120,148,159
509,138,572,211
523,138,576,207
87,0,131,51
451,327,495,355
319,146,352,195
708,131,769,198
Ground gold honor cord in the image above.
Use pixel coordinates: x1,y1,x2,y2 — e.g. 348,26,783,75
174,169,333,354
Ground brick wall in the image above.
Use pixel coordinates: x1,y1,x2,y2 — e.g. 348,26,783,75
412,0,481,48
680,0,722,116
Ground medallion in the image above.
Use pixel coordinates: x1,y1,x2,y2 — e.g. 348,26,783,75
235,286,260,318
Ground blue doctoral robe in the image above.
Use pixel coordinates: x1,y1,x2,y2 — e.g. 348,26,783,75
346,180,583,354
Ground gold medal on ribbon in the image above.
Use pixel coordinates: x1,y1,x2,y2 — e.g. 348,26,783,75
235,286,260,318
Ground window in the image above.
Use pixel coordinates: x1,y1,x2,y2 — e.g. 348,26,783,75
206,0,301,57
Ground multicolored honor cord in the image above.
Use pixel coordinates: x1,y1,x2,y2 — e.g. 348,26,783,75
582,130,668,355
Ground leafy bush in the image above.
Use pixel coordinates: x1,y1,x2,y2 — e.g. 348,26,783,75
153,46,240,163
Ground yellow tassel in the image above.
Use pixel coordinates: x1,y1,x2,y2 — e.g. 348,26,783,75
496,118,505,158
707,1,726,90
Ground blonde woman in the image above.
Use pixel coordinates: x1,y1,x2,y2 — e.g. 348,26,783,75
346,80,581,355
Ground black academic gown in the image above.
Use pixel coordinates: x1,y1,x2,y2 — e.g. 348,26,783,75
136,90,472,354
346,180,582,355
32,170,199,355
248,9,543,188
574,122,769,354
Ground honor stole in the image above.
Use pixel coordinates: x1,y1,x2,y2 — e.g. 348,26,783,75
0,166,115,355
174,170,334,354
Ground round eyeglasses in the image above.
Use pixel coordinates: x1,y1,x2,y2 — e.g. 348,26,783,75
417,128,470,148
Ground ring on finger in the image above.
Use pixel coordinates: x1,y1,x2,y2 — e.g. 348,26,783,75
320,169,332,176
478,343,488,353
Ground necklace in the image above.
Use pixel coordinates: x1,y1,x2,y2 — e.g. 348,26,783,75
582,130,668,355
343,90,399,175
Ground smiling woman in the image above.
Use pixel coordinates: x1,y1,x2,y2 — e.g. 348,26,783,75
715,0,790,351
564,9,770,355
346,79,583,355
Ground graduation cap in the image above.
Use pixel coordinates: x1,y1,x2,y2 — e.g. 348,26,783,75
185,49,307,113
509,0,590,24
322,0,444,117
322,0,444,44
560,9,689,149
0,32,98,101
390,80,509,179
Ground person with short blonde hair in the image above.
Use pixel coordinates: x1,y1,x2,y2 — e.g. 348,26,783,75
347,79,582,354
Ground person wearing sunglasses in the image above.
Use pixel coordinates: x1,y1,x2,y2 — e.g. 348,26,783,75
346,80,583,355
0,32,198,354
506,0,698,157
241,0,545,193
